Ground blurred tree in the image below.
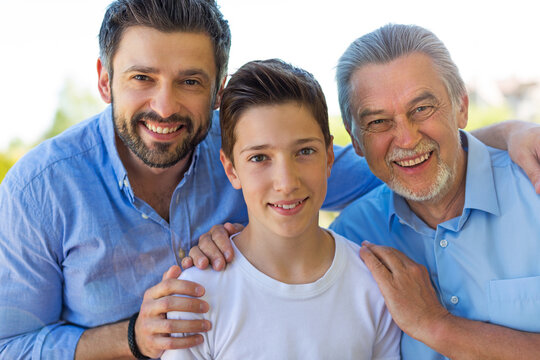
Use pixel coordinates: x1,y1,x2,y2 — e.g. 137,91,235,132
40,79,104,141
0,78,104,183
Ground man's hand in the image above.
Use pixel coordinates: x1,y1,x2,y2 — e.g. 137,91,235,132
505,121,540,193
359,241,450,342
181,222,244,271
135,265,211,359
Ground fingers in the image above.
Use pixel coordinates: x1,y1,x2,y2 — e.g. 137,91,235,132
145,278,205,302
181,256,194,269
136,306,211,357
162,265,182,281
154,333,205,351
361,241,408,271
359,244,392,284
188,245,210,270
519,155,540,194
196,225,234,271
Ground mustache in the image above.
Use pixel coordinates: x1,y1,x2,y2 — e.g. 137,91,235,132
386,139,437,162
132,111,193,126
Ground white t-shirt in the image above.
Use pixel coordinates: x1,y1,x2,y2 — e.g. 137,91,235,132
162,230,400,360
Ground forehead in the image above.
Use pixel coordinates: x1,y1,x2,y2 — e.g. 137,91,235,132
234,103,324,147
350,53,449,117
113,26,217,77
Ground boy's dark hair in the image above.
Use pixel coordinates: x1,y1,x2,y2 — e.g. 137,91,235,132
98,0,231,88
220,59,331,163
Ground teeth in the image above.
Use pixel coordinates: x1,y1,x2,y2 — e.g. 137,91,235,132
273,200,303,210
396,153,430,167
144,123,181,134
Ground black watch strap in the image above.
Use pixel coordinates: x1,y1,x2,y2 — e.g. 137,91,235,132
128,312,151,359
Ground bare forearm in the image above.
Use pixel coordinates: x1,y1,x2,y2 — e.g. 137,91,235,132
75,320,134,360
471,120,535,150
423,314,540,360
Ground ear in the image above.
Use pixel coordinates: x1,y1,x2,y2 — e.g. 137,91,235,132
345,123,365,157
97,58,112,104
326,136,335,178
212,76,228,110
220,149,241,189
457,94,469,129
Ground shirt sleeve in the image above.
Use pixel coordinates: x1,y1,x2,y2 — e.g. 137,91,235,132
0,176,85,359
323,144,381,211
372,303,402,360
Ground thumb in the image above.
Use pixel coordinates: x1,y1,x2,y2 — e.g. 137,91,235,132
162,264,182,281
224,222,244,235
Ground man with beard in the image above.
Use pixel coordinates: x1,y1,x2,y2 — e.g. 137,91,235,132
330,24,540,359
0,1,380,359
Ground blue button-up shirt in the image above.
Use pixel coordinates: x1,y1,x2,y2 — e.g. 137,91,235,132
0,107,379,359
331,131,540,360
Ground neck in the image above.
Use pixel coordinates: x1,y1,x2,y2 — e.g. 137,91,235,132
115,134,192,221
407,149,468,229
234,220,335,284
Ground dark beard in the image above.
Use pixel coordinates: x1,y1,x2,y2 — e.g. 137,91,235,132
112,103,212,168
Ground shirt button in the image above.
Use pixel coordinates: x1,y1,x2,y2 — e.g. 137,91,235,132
450,296,459,305
118,180,123,187
440,239,448,248
123,179,129,187
178,248,186,259
141,214,149,219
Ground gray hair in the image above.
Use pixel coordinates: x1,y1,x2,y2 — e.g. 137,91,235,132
336,24,467,130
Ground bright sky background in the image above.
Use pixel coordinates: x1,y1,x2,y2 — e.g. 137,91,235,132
1,0,539,150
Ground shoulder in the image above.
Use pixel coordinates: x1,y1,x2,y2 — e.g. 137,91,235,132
2,113,104,192
330,184,391,239
487,145,538,196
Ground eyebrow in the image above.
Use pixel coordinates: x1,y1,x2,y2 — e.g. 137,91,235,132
356,91,438,121
239,137,324,154
406,91,437,108
123,66,211,82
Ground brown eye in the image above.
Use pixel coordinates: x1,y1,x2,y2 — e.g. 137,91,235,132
133,74,150,81
249,154,267,162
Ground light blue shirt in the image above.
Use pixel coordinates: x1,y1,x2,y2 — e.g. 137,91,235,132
331,131,540,360
0,107,379,359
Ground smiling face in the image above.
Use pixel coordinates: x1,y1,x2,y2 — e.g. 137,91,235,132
348,53,468,202
98,26,220,168
220,102,334,238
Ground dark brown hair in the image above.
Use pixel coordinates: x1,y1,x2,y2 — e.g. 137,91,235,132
220,59,331,163
98,0,231,88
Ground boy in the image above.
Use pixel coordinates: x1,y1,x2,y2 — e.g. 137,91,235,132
162,59,400,359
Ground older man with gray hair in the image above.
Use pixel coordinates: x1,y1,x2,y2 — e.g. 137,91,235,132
331,24,540,359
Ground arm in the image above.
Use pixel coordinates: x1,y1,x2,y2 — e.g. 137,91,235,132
74,266,210,360
0,181,210,360
323,143,381,210
471,120,540,193
0,181,85,359
359,242,540,359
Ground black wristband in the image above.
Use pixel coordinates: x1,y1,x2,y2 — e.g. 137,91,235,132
128,312,151,360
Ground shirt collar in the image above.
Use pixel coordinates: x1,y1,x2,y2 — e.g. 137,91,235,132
98,106,129,191
461,130,500,216
386,130,500,230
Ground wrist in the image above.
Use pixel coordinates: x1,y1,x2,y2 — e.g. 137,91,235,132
128,312,150,360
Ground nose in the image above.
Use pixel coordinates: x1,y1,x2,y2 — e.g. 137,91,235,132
392,115,422,149
150,84,181,119
272,157,301,194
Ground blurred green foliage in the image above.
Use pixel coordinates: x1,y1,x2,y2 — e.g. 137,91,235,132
0,79,104,183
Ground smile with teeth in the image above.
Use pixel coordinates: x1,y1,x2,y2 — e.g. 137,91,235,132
270,199,305,210
144,122,183,134
395,151,432,167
